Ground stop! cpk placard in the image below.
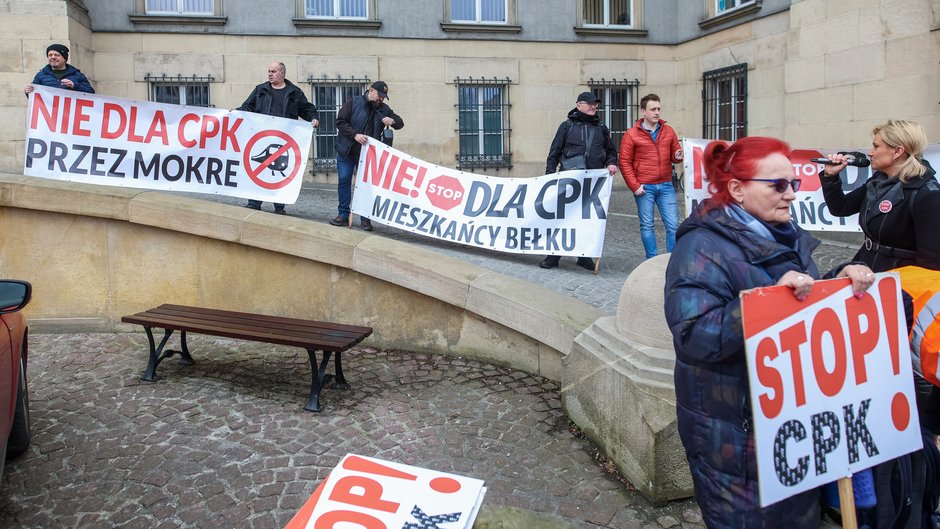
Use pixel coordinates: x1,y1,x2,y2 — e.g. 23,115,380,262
741,273,922,507
284,454,486,529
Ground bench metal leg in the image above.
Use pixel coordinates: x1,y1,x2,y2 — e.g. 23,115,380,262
142,327,175,382
304,349,351,412
141,328,196,382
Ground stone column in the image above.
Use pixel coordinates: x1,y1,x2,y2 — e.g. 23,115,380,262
561,254,692,503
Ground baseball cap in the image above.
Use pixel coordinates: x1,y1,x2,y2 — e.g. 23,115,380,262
371,81,389,99
577,91,601,104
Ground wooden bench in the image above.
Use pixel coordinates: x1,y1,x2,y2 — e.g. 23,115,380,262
121,304,373,412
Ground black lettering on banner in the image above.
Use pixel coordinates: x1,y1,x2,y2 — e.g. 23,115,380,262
774,419,809,486
162,155,184,182
463,181,491,217
89,146,109,177
49,141,68,172
811,411,840,475
403,505,461,529
582,177,608,219
108,149,127,177
843,399,879,463
185,156,205,183
70,144,90,175
134,152,159,179
25,138,47,169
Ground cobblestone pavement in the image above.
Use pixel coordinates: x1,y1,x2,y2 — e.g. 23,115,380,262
0,184,860,528
0,333,706,529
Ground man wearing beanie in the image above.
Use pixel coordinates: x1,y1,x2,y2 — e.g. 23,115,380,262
24,44,94,95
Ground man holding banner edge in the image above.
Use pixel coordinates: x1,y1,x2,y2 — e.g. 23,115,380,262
539,90,618,270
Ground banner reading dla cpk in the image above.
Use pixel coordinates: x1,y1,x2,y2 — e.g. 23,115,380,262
741,273,921,507
350,139,612,257
23,85,313,204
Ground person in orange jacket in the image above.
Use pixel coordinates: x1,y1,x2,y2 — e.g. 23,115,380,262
618,93,683,259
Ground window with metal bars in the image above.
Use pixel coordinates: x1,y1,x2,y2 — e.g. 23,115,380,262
145,74,214,107
454,78,512,170
582,0,632,26
715,0,754,14
307,77,370,170
587,79,640,148
702,64,747,141
146,0,213,14
451,0,507,23
305,0,368,18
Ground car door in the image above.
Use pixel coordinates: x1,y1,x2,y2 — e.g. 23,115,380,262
0,314,13,441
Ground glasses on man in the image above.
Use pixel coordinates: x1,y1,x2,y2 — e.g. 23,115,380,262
746,178,801,193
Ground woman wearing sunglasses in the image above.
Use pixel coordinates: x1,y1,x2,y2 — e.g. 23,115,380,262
663,136,875,529
821,119,940,273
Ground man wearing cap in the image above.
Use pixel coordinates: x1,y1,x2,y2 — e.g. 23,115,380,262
237,61,320,215
618,93,683,259
540,91,619,270
330,81,404,231
24,44,94,95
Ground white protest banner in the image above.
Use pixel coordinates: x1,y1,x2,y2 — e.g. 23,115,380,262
350,138,612,257
283,453,486,529
741,274,922,507
681,138,940,232
23,85,313,204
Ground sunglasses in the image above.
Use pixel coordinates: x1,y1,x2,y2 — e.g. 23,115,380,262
746,178,801,193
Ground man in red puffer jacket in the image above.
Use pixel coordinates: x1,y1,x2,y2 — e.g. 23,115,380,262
619,93,683,259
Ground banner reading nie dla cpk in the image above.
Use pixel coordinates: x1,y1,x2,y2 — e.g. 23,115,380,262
351,139,612,256
741,273,921,508
23,85,312,204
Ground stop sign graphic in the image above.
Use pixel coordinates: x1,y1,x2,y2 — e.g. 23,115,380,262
426,175,465,211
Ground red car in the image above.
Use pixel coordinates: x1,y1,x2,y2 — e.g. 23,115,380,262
0,280,31,481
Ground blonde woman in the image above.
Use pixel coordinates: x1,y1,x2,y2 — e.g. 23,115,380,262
821,119,940,272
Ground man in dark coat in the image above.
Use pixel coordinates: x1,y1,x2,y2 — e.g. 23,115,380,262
540,91,618,270
24,43,94,95
237,61,319,215
329,81,403,231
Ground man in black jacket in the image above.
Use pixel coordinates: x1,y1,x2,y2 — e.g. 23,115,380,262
540,91,618,270
330,81,404,231
237,62,319,214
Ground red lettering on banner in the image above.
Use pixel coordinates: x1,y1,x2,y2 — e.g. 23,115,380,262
199,115,220,149
342,455,418,481
879,277,902,375
692,146,705,191
29,92,56,131
757,337,784,419
363,145,393,187
329,476,399,513
219,117,242,151
780,323,809,407
846,292,879,384
313,510,385,529
177,114,199,148
144,111,169,145
101,102,126,140
392,160,420,197
811,308,847,396
72,98,93,137
125,106,145,142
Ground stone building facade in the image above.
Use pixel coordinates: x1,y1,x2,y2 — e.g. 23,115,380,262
2,0,938,181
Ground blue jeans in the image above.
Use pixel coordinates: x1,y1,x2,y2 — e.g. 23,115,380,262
634,182,679,259
336,152,357,218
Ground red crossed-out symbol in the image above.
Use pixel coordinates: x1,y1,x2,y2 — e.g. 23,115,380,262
243,130,302,190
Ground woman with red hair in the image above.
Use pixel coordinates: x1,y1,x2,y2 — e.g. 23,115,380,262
663,136,875,528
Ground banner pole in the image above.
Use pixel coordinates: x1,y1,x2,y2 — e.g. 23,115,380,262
837,476,858,529
593,258,600,275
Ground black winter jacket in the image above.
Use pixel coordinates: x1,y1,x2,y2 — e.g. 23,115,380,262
821,161,940,272
237,79,317,121
545,108,617,174
334,94,404,159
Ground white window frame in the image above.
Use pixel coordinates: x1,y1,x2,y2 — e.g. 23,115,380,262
450,0,508,24
455,79,512,170
715,0,755,14
702,64,747,141
146,74,214,107
582,0,634,28
307,77,370,170
305,0,369,19
145,0,214,15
